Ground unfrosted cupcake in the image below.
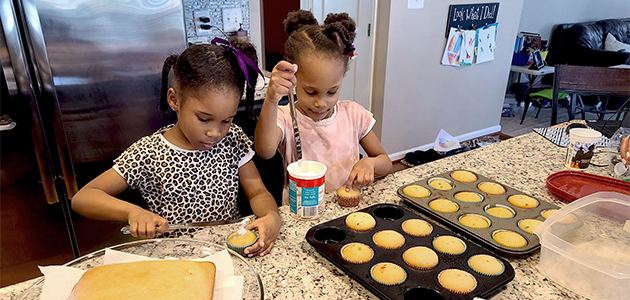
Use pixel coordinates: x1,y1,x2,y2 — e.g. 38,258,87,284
492,230,528,248
340,243,374,264
372,230,406,250
401,219,433,237
518,219,543,234
428,178,454,190
370,262,407,286
336,186,361,207
478,182,506,195
345,212,376,232
438,269,477,294
468,254,505,276
454,192,483,203
484,204,515,219
459,214,491,229
226,230,259,256
450,170,478,182
429,198,460,213
402,185,431,198
508,194,540,209
432,235,467,255
540,209,558,219
403,246,439,270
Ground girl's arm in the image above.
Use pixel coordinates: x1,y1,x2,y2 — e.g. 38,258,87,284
346,131,393,187
72,168,168,238
239,160,282,257
254,61,297,159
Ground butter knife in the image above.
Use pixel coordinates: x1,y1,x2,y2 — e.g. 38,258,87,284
120,217,246,235
287,88,302,160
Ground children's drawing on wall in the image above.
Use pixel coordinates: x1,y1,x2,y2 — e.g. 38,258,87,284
460,30,476,65
475,22,498,64
441,27,463,66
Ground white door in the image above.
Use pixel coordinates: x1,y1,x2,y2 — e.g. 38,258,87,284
301,0,375,111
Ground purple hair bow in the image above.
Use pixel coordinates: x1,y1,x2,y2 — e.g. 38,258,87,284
211,37,264,89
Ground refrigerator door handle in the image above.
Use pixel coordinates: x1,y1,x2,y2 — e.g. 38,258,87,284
0,0,60,205
20,0,79,200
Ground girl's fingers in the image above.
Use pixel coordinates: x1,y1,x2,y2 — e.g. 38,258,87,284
129,222,139,238
259,240,275,257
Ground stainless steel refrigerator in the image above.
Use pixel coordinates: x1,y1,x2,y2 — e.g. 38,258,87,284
0,0,186,286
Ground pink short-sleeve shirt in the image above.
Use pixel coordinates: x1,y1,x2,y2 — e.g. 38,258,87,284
277,100,376,204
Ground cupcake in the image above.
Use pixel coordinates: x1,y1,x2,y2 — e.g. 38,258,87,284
437,269,477,294
432,235,467,255
345,212,376,231
468,254,505,276
508,194,540,209
540,209,558,219
370,262,407,286
403,246,439,270
402,185,431,198
401,219,433,237
484,204,515,219
518,219,543,234
225,230,259,256
478,182,506,195
492,230,528,248
454,192,483,203
459,214,491,229
428,178,453,190
429,199,460,213
336,186,361,207
340,243,374,264
450,170,478,183
372,230,406,250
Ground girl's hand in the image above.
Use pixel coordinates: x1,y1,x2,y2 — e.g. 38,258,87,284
346,158,376,188
621,135,630,167
244,212,282,257
266,61,297,104
127,208,169,239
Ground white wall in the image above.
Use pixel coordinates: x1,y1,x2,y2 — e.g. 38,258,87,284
519,0,630,40
248,0,263,68
375,0,524,158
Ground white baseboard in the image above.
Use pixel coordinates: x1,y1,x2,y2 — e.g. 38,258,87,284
388,125,502,161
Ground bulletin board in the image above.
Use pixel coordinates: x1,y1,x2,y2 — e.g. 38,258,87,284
446,3,499,37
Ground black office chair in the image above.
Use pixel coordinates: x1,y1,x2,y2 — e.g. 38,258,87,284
551,65,630,125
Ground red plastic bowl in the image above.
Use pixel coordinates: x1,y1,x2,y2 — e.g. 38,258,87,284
546,171,630,203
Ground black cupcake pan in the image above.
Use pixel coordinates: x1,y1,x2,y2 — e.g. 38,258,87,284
305,204,515,300
398,170,561,257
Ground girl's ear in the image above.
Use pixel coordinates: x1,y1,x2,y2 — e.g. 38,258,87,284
167,87,180,112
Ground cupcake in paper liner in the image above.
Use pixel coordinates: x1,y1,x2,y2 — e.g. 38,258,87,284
438,269,477,294
336,186,362,207
340,243,374,264
468,254,505,276
370,262,407,286
432,235,467,255
225,230,259,256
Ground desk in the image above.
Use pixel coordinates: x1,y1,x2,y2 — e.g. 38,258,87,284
1,122,603,300
509,65,555,104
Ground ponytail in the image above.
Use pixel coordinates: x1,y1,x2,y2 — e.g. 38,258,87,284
160,54,178,112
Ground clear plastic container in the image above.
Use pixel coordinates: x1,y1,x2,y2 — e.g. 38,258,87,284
534,192,630,300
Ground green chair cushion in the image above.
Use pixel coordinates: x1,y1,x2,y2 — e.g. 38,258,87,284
529,89,569,100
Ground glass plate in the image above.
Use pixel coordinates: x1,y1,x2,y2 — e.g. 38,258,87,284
17,238,263,300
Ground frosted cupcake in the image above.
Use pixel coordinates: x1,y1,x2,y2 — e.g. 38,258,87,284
226,230,259,256
336,186,362,207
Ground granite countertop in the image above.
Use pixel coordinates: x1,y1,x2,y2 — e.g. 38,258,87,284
2,122,611,300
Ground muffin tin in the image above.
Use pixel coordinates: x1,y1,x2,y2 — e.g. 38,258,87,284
305,204,515,300
398,170,560,257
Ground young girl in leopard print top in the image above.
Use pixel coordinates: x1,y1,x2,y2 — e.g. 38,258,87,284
72,40,281,257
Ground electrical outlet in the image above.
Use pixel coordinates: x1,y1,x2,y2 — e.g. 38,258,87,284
222,7,242,32
194,10,212,36
408,0,424,9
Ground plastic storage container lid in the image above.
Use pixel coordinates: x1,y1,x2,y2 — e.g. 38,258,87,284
534,191,630,278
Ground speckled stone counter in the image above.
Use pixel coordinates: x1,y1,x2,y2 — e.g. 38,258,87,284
2,123,610,300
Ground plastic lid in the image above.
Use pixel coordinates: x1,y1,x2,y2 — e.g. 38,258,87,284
535,192,630,278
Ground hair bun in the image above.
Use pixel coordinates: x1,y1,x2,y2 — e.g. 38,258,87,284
284,10,318,35
323,13,356,41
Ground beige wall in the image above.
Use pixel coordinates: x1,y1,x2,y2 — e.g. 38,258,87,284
519,0,630,40
373,0,524,158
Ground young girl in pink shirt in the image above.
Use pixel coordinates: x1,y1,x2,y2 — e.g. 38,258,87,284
255,10,392,204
